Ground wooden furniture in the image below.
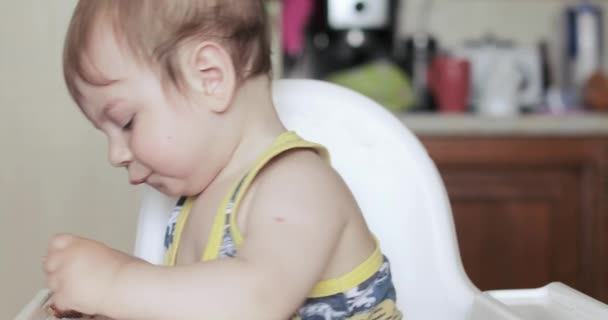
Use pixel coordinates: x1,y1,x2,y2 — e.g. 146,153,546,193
418,136,608,304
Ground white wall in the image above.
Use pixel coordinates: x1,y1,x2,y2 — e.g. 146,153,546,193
0,1,139,318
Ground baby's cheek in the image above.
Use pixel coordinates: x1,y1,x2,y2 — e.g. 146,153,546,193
131,132,166,163
132,133,190,175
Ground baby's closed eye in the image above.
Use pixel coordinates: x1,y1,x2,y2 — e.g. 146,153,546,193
121,116,134,131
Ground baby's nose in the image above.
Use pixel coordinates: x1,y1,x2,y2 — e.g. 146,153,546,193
108,140,132,167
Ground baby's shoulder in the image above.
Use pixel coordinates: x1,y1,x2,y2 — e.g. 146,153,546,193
239,147,355,231
257,148,346,196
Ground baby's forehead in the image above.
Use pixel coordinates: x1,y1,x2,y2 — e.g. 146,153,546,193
68,25,151,107
85,23,137,80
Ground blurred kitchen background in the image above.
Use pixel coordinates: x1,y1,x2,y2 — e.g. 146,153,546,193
274,0,608,115
1,0,608,318
271,0,608,305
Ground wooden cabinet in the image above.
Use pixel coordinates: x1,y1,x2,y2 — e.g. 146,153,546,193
419,136,608,303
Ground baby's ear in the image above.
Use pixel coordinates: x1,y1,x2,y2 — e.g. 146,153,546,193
183,41,236,113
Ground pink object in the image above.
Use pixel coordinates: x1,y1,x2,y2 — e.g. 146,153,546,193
282,0,315,57
428,55,471,113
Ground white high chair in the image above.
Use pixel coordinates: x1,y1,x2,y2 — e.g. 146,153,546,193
133,79,608,319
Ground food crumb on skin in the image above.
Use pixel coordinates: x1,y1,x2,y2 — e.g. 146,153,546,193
47,304,85,319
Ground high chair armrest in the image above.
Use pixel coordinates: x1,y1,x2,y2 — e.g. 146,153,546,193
469,292,525,320
484,282,608,320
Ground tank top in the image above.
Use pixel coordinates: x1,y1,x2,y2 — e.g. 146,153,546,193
163,131,402,319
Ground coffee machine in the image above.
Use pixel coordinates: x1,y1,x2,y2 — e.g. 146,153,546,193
284,0,400,78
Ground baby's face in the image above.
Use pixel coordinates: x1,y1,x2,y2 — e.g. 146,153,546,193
73,25,226,197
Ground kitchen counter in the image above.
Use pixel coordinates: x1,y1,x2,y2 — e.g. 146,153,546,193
395,112,608,137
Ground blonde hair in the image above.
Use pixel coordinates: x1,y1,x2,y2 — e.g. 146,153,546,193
63,0,272,103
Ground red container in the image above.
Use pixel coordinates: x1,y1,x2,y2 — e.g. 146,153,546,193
428,55,471,112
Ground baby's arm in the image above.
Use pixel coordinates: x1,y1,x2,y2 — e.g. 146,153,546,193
104,152,348,320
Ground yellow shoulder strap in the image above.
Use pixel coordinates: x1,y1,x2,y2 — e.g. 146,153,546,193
223,131,384,298
228,131,328,247
164,197,195,266
201,131,328,260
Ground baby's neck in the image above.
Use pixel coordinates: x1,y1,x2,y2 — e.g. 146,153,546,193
211,75,286,186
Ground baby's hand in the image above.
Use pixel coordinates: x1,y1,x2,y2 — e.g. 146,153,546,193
44,234,138,316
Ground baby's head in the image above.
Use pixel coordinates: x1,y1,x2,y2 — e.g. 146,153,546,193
64,0,271,102
63,0,272,196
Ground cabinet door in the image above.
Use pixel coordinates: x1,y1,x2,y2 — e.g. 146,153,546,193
444,168,579,290
421,137,608,303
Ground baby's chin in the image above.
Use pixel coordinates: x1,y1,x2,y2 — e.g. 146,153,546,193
147,178,205,198
148,181,181,198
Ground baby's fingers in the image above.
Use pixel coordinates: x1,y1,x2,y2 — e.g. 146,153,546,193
45,270,62,292
44,253,60,273
48,233,75,252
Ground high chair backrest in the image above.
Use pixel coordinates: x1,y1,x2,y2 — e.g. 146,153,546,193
134,79,480,319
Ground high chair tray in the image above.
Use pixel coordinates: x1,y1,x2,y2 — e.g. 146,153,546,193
484,282,608,320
